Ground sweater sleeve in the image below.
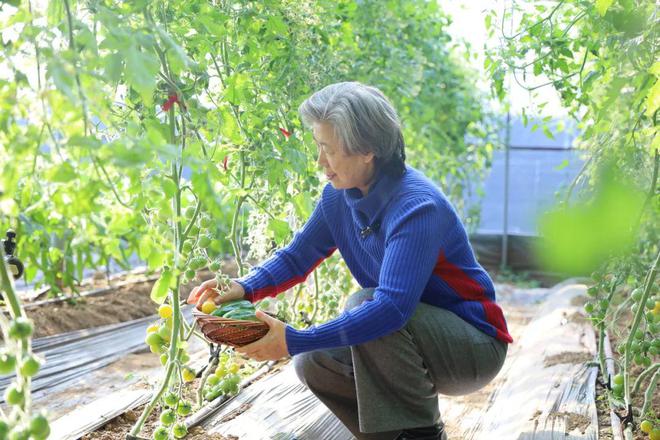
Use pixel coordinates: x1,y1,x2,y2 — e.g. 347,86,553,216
285,198,450,355
234,192,337,303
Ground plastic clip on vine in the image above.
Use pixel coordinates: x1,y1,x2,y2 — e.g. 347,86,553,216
2,230,24,281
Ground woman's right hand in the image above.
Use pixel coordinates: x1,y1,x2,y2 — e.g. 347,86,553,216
187,278,246,310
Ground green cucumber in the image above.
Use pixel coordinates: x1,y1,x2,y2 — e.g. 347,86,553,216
223,309,258,321
212,300,255,317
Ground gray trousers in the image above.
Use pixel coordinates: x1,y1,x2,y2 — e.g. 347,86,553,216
293,288,508,440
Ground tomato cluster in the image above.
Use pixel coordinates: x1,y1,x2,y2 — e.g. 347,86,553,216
202,354,242,402
152,390,191,440
178,208,222,286
0,315,49,440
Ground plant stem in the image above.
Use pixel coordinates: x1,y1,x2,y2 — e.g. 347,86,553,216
631,363,659,398
640,368,659,418
623,251,660,425
196,356,219,408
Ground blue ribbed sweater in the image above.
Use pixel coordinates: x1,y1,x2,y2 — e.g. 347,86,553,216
236,166,512,356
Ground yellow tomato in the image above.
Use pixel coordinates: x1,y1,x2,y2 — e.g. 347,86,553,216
146,324,159,334
201,301,217,315
229,363,240,374
182,367,196,383
214,365,227,377
653,301,660,316
159,304,173,319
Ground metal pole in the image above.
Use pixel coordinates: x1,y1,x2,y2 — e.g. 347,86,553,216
501,0,514,271
501,111,511,270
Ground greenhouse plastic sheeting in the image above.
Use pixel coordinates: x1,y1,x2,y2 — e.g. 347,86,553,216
0,306,194,401
204,364,355,440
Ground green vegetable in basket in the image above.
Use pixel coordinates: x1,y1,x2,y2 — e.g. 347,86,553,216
211,300,254,317
222,309,259,321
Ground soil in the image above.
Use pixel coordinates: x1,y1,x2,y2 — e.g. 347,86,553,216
543,351,593,368
82,403,236,440
14,262,237,339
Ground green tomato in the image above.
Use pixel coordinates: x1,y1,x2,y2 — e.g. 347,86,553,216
8,318,33,341
612,374,624,386
159,409,176,426
207,375,220,386
29,414,50,440
176,401,192,416
209,261,222,272
184,206,196,219
611,382,623,396
199,216,212,228
163,392,179,408
146,333,164,347
19,356,41,377
5,385,24,406
8,427,30,440
631,288,643,302
160,353,168,366
584,302,594,314
0,421,9,438
0,351,17,375
185,269,196,280
182,240,194,253
152,426,169,440
172,423,187,439
189,257,206,271
158,326,171,343
149,344,167,355
197,235,211,248
586,287,598,297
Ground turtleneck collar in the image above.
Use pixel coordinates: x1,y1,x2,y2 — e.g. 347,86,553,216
343,167,405,224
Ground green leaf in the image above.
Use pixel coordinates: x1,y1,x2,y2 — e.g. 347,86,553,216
645,78,659,117
224,72,250,106
554,159,569,171
268,218,291,244
162,178,177,198
138,235,153,260
124,44,160,104
150,269,173,304
595,0,614,16
48,162,77,183
542,125,555,140
105,53,124,83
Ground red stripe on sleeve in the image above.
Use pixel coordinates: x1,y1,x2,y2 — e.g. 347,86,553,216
432,251,486,301
482,301,514,343
251,247,337,301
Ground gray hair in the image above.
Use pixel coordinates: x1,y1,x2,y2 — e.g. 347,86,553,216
298,82,406,176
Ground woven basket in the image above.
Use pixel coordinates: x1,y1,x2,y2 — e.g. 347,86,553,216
192,308,269,347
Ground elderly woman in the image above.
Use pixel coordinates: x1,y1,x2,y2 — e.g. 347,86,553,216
188,82,512,440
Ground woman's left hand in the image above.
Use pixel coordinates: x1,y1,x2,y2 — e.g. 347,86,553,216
235,310,290,361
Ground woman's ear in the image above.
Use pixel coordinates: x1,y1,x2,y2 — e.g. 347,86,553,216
363,152,375,164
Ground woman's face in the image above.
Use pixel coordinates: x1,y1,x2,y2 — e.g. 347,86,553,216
312,122,376,195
